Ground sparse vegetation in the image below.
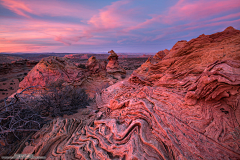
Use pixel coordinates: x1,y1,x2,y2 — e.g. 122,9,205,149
17,78,24,82
78,63,86,69
0,85,89,156
0,87,48,156
34,86,89,117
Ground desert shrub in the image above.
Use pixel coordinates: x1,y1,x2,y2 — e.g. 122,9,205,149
0,85,89,156
0,92,49,156
34,86,89,117
45,79,65,90
17,78,24,82
77,63,86,69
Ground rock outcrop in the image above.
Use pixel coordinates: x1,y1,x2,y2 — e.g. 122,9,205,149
19,56,86,89
106,50,126,74
85,56,107,73
16,54,126,98
19,27,240,159
153,49,169,60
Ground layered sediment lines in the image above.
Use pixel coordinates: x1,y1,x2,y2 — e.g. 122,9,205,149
20,27,240,159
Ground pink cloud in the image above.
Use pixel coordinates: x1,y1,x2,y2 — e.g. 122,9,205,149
208,12,240,22
0,0,95,19
0,17,90,52
0,43,58,53
88,0,138,31
123,15,162,32
1,0,136,48
75,0,141,43
151,18,240,42
125,0,240,32
0,17,111,53
184,18,240,31
164,0,240,24
0,0,32,18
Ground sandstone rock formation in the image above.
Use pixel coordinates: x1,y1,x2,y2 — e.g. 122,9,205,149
85,56,107,73
106,50,126,74
19,56,86,90
18,27,240,159
16,54,125,98
153,49,169,60
164,40,187,59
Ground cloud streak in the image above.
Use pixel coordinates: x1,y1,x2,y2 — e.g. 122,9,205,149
88,0,135,29
0,0,32,18
0,0,95,19
125,0,240,31
0,0,239,53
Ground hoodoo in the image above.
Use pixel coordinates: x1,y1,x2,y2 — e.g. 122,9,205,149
85,56,106,73
106,50,126,74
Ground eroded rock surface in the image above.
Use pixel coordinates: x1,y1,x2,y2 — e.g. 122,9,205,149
16,54,126,98
153,49,169,60
19,56,86,89
106,50,126,74
85,56,107,73
19,27,240,159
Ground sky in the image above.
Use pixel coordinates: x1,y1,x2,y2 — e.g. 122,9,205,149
0,0,240,54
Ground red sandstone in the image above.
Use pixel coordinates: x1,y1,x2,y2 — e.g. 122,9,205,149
18,27,240,159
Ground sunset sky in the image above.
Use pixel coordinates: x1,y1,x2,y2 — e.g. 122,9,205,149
0,0,240,53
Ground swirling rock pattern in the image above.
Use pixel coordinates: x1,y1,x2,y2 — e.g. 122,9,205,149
20,27,240,159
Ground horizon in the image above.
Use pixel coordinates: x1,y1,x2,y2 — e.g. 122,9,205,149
0,52,156,55
0,0,240,53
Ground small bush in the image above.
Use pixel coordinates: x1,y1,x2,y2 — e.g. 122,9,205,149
35,86,89,117
17,78,24,82
78,63,86,69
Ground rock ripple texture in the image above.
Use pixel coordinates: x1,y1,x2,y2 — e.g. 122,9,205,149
20,27,240,159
